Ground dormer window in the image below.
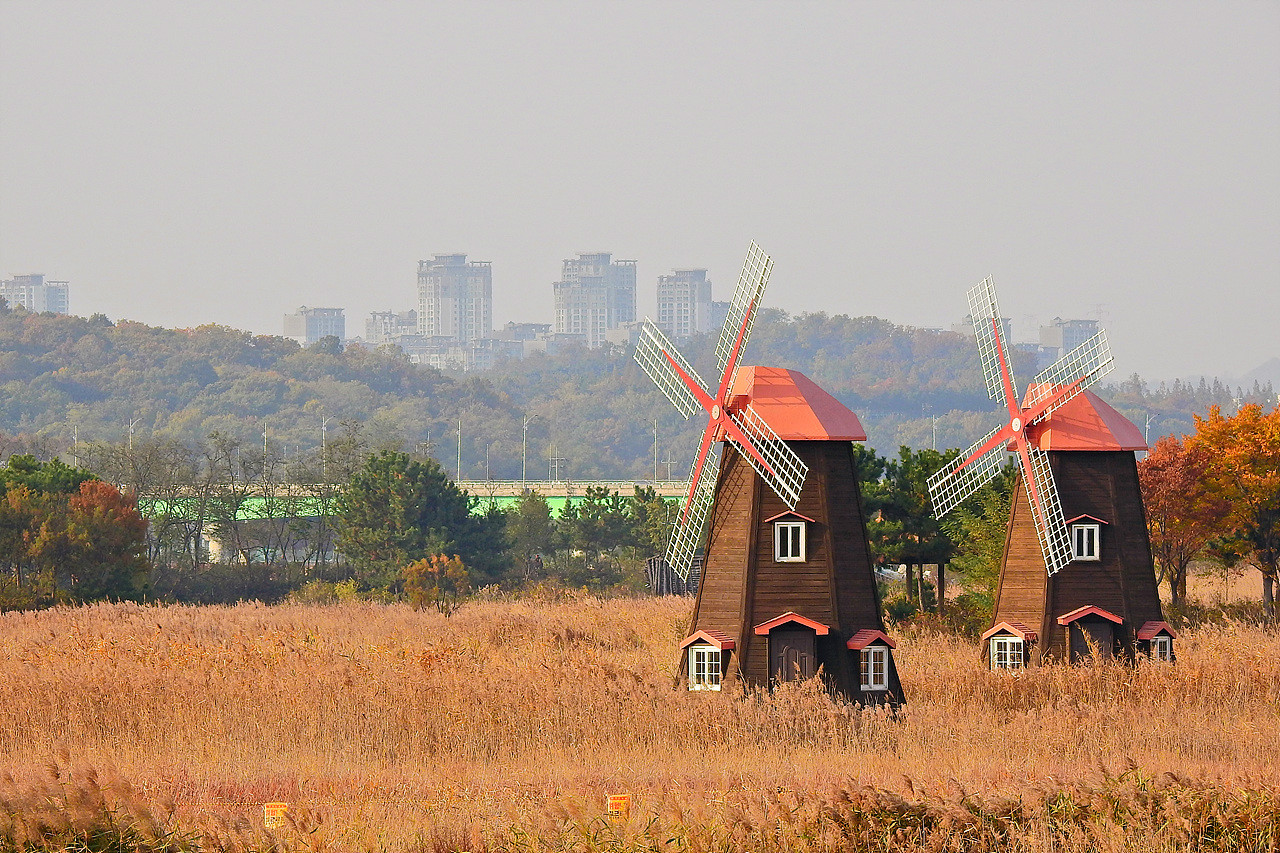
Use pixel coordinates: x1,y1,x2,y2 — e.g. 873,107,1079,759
846,629,896,692
1067,515,1108,562
1137,621,1177,663
766,512,814,563
679,630,735,692
981,622,1037,671
688,645,722,690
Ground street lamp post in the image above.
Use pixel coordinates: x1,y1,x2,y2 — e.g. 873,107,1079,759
521,415,535,488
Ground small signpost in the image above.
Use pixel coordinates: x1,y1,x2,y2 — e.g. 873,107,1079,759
263,802,289,829
607,793,631,821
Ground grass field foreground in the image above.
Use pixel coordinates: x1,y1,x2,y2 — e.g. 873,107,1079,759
1,596,1278,851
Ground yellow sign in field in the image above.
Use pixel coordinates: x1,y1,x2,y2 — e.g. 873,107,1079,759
263,802,289,828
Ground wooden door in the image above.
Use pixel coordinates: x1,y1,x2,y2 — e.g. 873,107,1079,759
769,629,816,683
1069,620,1115,662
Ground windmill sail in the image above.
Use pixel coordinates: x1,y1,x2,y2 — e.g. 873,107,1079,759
1024,329,1114,422
715,242,772,381
729,401,808,509
968,277,1011,402
928,425,1008,518
635,319,704,420
1020,446,1074,575
666,443,720,579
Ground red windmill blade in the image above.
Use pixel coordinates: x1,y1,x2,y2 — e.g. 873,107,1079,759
635,243,809,579
928,277,1115,576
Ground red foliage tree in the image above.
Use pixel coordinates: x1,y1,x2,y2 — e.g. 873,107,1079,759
1137,435,1224,606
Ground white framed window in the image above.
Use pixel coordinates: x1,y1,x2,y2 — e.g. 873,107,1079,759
774,521,806,562
688,645,722,691
860,646,889,690
1150,635,1173,662
990,636,1024,671
1071,523,1101,561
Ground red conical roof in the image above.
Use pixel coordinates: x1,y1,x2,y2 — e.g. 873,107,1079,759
727,366,866,441
1024,388,1147,452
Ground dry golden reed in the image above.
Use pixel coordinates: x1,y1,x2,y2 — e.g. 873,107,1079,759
1,596,1277,851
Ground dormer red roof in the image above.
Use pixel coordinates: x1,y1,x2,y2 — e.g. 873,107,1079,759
752,611,831,635
679,630,736,650
763,510,817,524
1056,605,1124,626
1136,620,1178,640
981,621,1039,643
846,629,897,650
1023,389,1147,452
1065,514,1110,526
726,366,866,441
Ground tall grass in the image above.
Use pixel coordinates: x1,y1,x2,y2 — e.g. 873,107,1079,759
2,596,1277,851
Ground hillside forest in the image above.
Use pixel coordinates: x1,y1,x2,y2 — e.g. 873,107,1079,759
0,301,1277,620
1,302,1274,481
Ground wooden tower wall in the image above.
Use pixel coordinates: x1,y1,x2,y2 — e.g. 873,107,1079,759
684,440,901,702
991,450,1164,663
1042,450,1164,660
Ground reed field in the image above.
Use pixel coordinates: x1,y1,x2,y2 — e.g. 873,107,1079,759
2,593,1278,852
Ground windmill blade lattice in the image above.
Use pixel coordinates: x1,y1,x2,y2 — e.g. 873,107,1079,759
968,277,1010,402
1024,329,1114,423
635,319,704,420
715,242,772,381
1021,446,1074,575
730,401,808,509
666,444,721,579
927,425,1008,518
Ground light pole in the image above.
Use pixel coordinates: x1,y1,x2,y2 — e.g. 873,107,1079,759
456,417,462,481
127,418,141,452
653,419,659,482
320,414,332,482
521,415,535,488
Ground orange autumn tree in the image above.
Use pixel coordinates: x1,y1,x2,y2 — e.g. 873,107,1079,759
1137,434,1225,607
0,458,150,607
403,554,470,615
1187,403,1280,616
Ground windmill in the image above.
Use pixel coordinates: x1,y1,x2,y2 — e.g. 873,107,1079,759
636,244,903,703
929,278,1174,667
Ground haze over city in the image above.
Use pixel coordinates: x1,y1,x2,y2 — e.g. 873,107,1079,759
2,2,1276,381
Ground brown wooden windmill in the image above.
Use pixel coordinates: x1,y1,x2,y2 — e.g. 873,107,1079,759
928,278,1175,669
635,244,903,704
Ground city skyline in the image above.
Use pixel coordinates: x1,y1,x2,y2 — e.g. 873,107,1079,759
2,3,1276,381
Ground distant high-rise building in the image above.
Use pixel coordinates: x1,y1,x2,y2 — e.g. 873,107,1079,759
1,274,69,314
365,309,418,346
284,306,345,345
417,254,492,342
656,269,712,340
553,252,637,348
1040,317,1100,357
952,313,1012,342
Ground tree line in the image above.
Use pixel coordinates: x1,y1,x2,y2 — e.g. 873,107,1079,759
2,400,1276,622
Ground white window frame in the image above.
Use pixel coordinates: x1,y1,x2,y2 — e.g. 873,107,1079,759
1071,523,1101,561
1150,635,1173,662
688,644,722,691
990,635,1024,671
860,645,889,691
774,520,806,562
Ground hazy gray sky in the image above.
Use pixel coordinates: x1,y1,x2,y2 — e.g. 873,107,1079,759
2,2,1277,381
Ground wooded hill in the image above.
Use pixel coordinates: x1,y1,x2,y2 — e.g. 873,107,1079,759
0,303,1273,479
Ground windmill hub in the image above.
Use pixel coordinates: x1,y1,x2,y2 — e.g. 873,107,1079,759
1011,416,1023,433
711,403,722,420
